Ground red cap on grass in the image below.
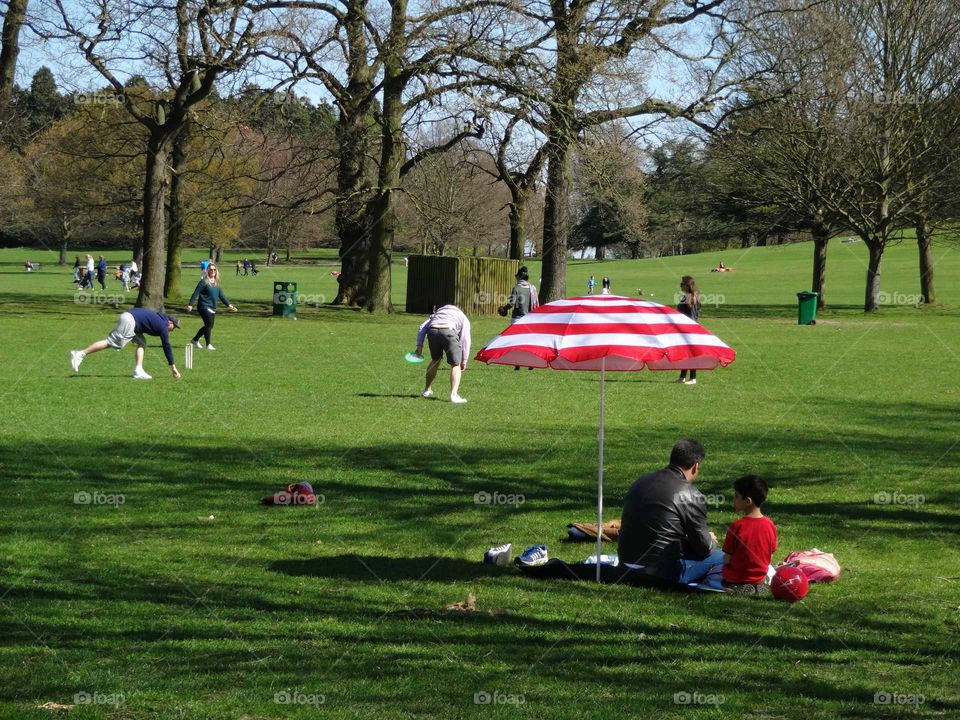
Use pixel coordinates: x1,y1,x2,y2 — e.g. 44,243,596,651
771,566,809,603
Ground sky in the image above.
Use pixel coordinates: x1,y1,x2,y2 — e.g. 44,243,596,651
13,0,724,146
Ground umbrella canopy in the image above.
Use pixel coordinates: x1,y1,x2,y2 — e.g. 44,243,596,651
475,295,735,370
475,294,736,581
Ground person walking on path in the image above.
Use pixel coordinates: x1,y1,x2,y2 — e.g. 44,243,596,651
236,260,242,276
414,305,471,404
587,275,596,295
676,275,701,385
70,308,182,380
242,258,250,276
186,263,236,350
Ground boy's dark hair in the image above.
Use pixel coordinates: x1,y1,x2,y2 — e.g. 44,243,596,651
669,438,705,469
733,474,768,506
517,266,529,281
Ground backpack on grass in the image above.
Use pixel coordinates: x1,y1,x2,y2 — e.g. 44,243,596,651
778,548,840,582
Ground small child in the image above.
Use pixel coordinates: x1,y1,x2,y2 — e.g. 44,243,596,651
722,475,778,594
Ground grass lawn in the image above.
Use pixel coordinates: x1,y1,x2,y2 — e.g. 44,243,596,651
0,240,958,719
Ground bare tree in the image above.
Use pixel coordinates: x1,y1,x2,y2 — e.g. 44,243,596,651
817,0,960,311
710,3,853,307
473,112,547,260
898,1,960,305
400,136,509,256
527,0,760,302
269,0,380,305
40,0,287,309
0,0,28,125
571,125,649,260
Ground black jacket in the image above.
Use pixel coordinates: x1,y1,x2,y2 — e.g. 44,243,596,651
616,465,714,579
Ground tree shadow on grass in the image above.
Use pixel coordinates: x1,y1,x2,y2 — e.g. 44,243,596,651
1,410,959,540
357,393,426,399
271,555,501,583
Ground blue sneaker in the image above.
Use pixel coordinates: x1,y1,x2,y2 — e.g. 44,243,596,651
515,544,548,567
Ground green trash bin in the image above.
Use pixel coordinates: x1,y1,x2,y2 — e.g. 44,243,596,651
797,291,818,325
273,281,298,319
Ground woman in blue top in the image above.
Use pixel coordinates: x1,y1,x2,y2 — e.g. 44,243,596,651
186,264,236,350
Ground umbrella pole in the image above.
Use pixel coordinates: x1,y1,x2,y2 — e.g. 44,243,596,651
596,357,605,582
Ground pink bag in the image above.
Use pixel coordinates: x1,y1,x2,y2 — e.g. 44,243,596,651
779,549,841,582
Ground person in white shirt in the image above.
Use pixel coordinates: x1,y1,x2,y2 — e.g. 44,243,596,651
414,305,471,404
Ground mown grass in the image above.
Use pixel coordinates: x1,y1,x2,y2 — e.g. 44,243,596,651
0,240,958,719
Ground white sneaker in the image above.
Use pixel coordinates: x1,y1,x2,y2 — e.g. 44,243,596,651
206,344,216,351
684,379,697,385
450,394,468,404
421,389,434,398
194,340,203,349
132,367,152,380
70,350,84,373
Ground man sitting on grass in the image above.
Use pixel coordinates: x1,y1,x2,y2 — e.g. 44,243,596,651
617,438,723,583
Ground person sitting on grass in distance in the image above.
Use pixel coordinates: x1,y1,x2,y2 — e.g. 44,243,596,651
721,475,778,594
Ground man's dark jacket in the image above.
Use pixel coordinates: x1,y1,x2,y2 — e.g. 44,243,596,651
617,465,714,580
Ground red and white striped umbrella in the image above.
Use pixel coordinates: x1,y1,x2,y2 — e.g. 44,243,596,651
475,294,735,580
475,295,735,370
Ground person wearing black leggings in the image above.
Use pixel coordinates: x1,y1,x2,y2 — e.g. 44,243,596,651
676,275,701,385
186,264,236,350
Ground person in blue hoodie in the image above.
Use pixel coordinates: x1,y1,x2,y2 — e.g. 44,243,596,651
70,308,182,380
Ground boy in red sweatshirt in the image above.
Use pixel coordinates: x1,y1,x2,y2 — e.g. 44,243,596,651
722,475,778,594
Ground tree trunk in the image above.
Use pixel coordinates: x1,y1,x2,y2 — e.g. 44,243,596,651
540,128,572,302
811,227,829,309
286,245,291,261
508,188,527,260
164,120,189,301
916,218,935,304
132,232,144,268
136,133,173,311
0,0,27,116
864,240,884,312
332,8,375,307
364,60,405,313
59,238,67,266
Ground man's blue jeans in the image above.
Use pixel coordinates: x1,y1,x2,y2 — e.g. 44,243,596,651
678,549,725,583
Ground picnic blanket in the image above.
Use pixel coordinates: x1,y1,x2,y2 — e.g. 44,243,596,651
518,560,721,593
